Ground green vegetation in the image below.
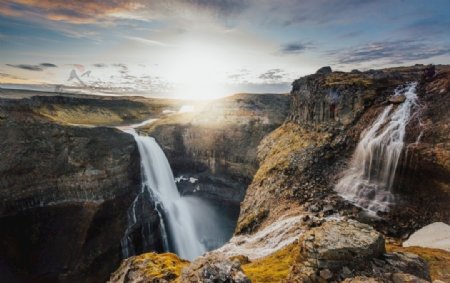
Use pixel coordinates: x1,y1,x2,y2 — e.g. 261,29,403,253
130,252,190,282
242,243,298,283
254,122,330,182
324,72,373,87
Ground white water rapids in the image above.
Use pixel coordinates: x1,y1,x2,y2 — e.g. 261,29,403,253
335,82,418,214
120,128,230,260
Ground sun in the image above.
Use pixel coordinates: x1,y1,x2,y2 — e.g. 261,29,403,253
167,40,233,100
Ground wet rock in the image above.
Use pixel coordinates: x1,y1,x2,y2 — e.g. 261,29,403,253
389,94,407,104
181,254,250,283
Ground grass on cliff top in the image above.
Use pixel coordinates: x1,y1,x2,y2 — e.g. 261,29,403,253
254,122,330,182
386,244,450,282
324,72,373,87
242,243,298,283
131,252,189,282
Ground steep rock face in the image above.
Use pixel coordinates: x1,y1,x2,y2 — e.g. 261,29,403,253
0,98,148,282
237,65,450,237
141,93,290,204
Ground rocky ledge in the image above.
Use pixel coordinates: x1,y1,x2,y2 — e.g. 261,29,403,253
110,220,437,283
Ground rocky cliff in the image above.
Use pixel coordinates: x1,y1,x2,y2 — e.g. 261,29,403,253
0,95,149,282
108,65,449,283
140,93,290,205
237,65,450,237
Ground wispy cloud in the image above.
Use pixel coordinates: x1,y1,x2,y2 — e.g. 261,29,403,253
258,68,286,82
124,36,167,47
280,41,314,54
329,39,450,64
6,63,57,71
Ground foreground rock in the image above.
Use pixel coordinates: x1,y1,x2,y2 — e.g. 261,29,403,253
181,254,250,283
108,253,189,283
403,222,450,252
287,220,431,282
109,253,250,283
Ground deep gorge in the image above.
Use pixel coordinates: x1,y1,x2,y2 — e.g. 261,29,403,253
0,65,449,283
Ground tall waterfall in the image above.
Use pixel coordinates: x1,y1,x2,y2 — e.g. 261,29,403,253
121,129,229,260
335,82,418,213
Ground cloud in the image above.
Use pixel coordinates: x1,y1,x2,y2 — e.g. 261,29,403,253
6,63,57,71
0,72,25,79
0,0,248,25
6,64,42,71
280,41,314,54
124,36,166,47
0,0,134,24
329,39,450,64
93,63,107,68
40,63,57,67
258,69,285,82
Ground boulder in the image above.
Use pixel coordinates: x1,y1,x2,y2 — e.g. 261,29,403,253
180,254,250,283
316,66,332,75
287,220,431,282
300,220,385,271
389,94,407,104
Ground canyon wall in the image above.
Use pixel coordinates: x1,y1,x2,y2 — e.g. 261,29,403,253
0,95,159,283
141,93,290,204
237,65,450,237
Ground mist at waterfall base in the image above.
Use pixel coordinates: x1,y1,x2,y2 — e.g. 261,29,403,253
335,82,418,214
121,129,236,260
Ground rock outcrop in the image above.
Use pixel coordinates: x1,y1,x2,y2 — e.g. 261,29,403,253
181,254,250,283
287,220,431,282
109,253,250,283
237,65,450,238
108,253,189,283
0,96,148,282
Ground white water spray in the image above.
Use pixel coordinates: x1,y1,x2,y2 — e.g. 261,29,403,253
335,83,418,213
120,128,231,260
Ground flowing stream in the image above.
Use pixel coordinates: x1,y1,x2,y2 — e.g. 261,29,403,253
120,128,231,260
335,82,418,213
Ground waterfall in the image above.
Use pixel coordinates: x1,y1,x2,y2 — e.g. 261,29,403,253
121,128,230,260
335,82,418,214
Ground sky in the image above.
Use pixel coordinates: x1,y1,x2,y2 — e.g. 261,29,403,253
0,0,450,99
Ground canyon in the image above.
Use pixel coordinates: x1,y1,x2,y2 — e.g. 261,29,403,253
0,64,449,282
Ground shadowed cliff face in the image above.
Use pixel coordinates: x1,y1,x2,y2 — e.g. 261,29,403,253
0,97,150,283
140,93,290,205
237,65,450,237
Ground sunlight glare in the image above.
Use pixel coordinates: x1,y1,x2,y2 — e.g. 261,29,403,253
168,40,232,100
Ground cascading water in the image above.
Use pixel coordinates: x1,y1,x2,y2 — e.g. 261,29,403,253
120,128,231,260
335,82,418,214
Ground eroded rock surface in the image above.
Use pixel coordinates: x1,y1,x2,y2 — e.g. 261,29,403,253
287,220,431,282
180,254,250,283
